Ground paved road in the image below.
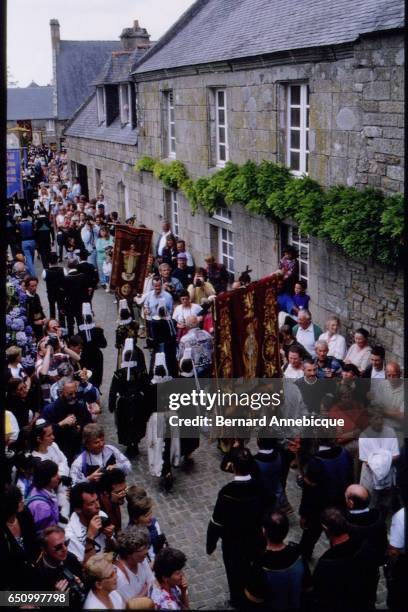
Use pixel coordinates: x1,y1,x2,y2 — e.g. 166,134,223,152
37,271,387,610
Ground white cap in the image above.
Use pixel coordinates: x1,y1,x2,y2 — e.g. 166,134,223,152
123,338,134,359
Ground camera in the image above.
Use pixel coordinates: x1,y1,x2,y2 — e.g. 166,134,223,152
60,567,85,605
47,335,59,349
60,475,72,487
100,515,112,529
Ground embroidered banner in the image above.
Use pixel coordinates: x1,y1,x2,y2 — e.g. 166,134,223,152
110,225,153,297
214,274,281,378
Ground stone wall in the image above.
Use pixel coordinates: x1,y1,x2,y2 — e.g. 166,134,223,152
136,31,404,192
66,29,404,362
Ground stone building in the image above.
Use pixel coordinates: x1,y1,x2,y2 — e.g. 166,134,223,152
7,83,55,145
65,0,404,360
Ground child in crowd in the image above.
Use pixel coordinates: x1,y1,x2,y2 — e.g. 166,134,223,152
102,247,113,292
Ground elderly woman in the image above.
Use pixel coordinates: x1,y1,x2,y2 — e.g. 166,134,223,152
69,423,131,486
319,316,347,361
114,526,154,602
83,552,124,610
344,328,372,373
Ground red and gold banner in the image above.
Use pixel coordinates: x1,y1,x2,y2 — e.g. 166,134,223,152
110,225,153,298
214,274,281,378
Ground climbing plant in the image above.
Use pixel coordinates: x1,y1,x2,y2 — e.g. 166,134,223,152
134,156,403,266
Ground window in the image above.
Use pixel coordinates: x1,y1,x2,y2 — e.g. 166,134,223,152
170,191,180,236
96,87,106,125
95,168,102,196
46,120,55,132
119,83,130,125
287,84,309,175
165,190,180,236
213,206,232,223
215,89,228,166
288,225,309,281
220,227,234,273
167,90,176,158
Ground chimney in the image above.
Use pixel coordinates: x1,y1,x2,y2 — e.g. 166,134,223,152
120,20,151,51
50,19,60,53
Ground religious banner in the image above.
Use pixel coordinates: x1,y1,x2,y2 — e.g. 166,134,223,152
7,149,23,198
110,224,153,298
214,274,281,378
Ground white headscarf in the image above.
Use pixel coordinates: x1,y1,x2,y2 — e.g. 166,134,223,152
121,338,137,381
79,302,95,341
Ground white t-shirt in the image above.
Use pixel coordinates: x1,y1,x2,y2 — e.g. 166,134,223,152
83,590,124,610
116,558,155,602
318,332,347,360
65,511,108,563
173,303,202,324
296,324,317,358
389,507,405,549
283,364,304,380
359,426,400,462
371,367,385,379
32,442,70,476
344,344,372,371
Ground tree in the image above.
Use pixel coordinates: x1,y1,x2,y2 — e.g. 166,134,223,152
7,66,19,88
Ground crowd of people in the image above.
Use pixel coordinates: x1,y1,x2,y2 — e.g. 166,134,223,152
2,145,406,611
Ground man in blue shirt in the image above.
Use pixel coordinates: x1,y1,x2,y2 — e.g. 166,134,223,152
314,340,342,378
144,277,174,318
19,212,37,276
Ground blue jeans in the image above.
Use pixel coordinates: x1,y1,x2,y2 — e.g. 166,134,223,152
87,249,97,268
22,240,36,276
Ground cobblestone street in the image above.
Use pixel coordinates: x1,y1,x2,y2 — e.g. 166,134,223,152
38,276,387,610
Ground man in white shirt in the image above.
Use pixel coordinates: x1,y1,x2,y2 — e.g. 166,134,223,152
359,405,400,511
283,346,304,380
65,482,114,564
156,221,172,258
292,310,322,359
371,362,404,432
115,526,155,601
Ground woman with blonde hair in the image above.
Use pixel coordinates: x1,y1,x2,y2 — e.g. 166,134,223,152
83,552,124,609
318,315,347,361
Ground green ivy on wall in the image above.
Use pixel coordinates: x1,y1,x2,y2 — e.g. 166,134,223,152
134,156,403,266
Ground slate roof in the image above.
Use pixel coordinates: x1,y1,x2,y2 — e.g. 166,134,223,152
134,0,404,75
93,48,146,85
64,94,137,146
7,86,54,120
56,40,121,119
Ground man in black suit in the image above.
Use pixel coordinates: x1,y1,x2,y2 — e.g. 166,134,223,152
345,484,387,565
77,249,98,303
42,252,65,319
63,261,89,336
207,448,265,608
362,345,386,382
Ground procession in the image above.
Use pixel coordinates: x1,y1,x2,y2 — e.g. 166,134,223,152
4,0,406,610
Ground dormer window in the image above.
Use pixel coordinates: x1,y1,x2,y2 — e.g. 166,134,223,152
120,83,131,126
96,87,106,125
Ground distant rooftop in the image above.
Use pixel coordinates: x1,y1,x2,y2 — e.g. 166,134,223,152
7,86,54,120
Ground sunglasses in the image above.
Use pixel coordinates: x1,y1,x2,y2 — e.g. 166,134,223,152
53,539,70,552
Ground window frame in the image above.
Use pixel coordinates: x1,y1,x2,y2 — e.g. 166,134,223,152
287,225,309,282
219,226,234,274
215,89,229,167
46,119,55,132
170,191,180,237
167,90,176,158
286,83,309,176
213,206,232,224
96,87,106,125
119,83,131,126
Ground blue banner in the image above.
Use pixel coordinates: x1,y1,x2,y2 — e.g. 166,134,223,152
7,149,23,198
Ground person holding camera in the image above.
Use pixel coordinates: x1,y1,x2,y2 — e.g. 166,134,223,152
65,482,115,565
187,268,216,305
69,423,131,486
35,525,85,609
41,379,93,464
158,263,184,299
